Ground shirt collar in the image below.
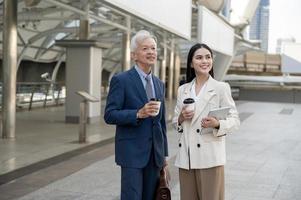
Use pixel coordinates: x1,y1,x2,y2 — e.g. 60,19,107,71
135,65,152,79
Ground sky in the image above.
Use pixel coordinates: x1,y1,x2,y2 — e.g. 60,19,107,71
231,0,301,53
269,0,301,53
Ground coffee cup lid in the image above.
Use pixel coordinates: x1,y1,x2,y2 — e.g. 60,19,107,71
150,98,160,101
183,98,195,104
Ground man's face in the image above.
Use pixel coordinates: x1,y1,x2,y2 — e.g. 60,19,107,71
132,37,157,68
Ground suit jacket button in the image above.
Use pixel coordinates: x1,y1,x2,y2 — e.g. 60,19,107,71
197,144,201,148
179,143,182,147
196,129,200,133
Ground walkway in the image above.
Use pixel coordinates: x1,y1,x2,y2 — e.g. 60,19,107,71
1,100,301,200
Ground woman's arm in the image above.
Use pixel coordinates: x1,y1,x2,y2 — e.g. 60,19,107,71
172,86,184,130
212,82,240,137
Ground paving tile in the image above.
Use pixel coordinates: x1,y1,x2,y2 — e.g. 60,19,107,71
1,100,301,200
272,184,299,200
17,189,84,200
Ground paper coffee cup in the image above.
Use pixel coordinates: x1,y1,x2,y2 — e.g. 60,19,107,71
150,98,161,116
183,98,195,112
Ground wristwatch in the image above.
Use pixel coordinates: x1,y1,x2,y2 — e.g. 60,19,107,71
136,111,141,123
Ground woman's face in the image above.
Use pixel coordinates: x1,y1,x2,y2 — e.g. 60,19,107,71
191,47,213,76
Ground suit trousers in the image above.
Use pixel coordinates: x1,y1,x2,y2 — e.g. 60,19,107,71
179,166,224,200
121,148,160,200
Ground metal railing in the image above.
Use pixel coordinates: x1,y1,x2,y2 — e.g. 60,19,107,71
0,82,66,110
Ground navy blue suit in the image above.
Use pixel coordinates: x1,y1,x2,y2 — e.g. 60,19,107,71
104,67,168,200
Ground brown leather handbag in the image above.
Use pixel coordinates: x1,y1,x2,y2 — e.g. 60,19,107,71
155,166,171,200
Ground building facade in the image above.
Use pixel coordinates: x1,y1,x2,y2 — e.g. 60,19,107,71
276,37,296,54
249,0,270,52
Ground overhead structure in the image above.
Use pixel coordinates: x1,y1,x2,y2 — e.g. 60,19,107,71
103,0,191,39
230,0,261,56
24,0,42,7
0,0,190,73
198,0,225,12
197,5,235,80
0,0,261,138
0,0,260,78
230,0,261,30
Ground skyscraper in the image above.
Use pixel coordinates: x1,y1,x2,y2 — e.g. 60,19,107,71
249,0,270,52
222,0,231,20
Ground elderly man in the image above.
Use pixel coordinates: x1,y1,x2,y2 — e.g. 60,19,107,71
104,30,168,200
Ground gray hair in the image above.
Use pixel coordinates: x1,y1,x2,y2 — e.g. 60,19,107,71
130,30,157,52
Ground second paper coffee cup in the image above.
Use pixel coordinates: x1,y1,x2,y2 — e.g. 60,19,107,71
183,98,195,112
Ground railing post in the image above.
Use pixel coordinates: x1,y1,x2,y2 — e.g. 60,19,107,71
28,86,36,110
76,91,99,143
78,100,87,143
43,84,50,107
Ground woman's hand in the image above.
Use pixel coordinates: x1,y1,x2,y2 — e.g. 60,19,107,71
201,117,220,129
178,105,194,124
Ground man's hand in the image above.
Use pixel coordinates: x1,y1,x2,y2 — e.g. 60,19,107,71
163,158,168,167
137,101,160,118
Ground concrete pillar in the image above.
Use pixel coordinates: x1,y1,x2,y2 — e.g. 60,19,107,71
167,40,174,100
50,54,64,103
213,52,233,81
122,33,131,71
173,53,181,98
2,0,17,139
160,40,167,84
79,20,90,40
56,40,108,123
122,17,131,71
79,1,90,40
153,60,160,77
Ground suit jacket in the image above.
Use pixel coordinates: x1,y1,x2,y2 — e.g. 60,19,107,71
104,67,168,168
172,76,240,169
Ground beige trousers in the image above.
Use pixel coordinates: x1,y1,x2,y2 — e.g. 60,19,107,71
179,166,224,200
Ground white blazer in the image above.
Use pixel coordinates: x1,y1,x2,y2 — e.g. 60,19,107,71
172,76,240,169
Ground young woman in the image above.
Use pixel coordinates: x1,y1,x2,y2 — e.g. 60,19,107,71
172,43,240,200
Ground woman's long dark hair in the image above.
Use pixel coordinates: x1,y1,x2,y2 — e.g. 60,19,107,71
185,43,214,83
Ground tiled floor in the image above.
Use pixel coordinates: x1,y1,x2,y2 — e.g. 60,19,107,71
1,100,301,200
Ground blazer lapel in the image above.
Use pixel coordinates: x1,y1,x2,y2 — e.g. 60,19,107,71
191,77,217,125
152,76,164,121
152,75,163,100
181,81,193,100
129,67,148,103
